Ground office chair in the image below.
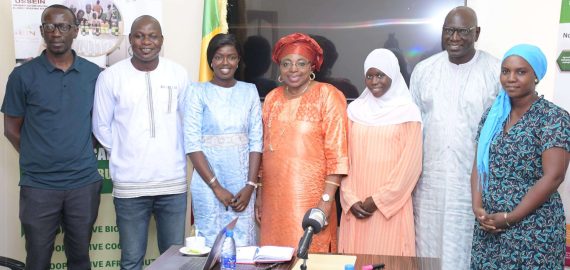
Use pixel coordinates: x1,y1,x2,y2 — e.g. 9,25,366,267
0,256,25,270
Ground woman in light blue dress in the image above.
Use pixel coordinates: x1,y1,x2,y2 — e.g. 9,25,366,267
184,34,262,246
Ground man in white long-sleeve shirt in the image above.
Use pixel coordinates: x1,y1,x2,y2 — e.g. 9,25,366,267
410,6,500,270
92,15,188,270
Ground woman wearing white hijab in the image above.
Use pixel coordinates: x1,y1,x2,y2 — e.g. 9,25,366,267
338,49,422,255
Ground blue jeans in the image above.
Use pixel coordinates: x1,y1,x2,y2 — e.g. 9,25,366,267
114,193,187,270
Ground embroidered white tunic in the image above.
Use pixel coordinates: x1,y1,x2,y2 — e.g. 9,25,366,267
409,50,500,270
92,57,189,198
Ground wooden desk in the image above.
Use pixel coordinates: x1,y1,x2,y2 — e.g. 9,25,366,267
350,254,439,270
147,245,440,270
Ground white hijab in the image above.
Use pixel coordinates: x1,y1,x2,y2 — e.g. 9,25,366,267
347,48,422,126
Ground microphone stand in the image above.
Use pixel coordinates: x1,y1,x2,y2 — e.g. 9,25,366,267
297,228,311,270
298,208,326,270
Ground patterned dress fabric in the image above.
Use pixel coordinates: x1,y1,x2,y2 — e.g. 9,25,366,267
471,97,570,269
184,81,263,247
259,82,349,252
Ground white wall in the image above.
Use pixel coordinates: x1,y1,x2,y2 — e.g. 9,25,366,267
469,0,561,99
0,0,563,264
0,0,23,261
162,0,203,80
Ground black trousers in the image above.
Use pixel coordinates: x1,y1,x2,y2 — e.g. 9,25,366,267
19,181,102,270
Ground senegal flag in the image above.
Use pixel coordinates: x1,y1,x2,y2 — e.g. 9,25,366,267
199,0,228,82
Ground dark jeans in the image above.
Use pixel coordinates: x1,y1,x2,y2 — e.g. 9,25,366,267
114,193,187,270
19,181,102,270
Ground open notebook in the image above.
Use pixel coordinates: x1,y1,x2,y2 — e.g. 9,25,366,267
236,246,295,264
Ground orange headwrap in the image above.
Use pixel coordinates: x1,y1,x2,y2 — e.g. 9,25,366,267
272,33,324,71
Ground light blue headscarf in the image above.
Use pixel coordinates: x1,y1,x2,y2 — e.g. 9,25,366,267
476,44,547,193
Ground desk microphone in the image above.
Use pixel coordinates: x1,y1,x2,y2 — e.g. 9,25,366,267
297,208,326,260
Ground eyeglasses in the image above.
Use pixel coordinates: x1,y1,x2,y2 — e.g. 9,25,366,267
41,23,75,33
442,26,476,37
279,61,311,70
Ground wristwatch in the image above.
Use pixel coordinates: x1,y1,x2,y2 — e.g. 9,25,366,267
321,194,330,202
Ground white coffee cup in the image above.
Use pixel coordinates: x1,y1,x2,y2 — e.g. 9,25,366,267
185,236,206,251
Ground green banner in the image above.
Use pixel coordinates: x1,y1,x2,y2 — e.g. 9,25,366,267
561,0,570,23
95,146,113,194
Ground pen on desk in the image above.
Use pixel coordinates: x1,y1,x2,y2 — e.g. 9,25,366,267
373,263,385,269
362,263,385,270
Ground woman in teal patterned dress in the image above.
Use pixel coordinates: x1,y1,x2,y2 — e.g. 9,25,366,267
470,44,570,269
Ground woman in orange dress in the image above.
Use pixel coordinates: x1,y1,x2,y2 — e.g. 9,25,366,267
338,49,422,256
256,33,349,252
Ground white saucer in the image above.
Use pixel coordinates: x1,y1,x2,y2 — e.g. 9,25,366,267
179,246,211,256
